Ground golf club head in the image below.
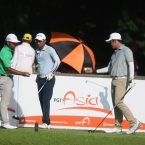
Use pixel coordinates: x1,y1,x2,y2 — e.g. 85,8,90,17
12,115,20,120
88,130,94,133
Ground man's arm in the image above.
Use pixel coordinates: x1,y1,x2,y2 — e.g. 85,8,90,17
84,66,109,74
128,61,135,89
51,55,61,72
45,55,60,81
6,67,30,77
128,62,134,80
96,66,109,73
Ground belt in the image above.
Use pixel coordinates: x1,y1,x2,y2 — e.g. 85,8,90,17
0,74,13,78
39,74,54,78
112,76,127,80
39,74,49,78
0,74,5,76
8,75,13,78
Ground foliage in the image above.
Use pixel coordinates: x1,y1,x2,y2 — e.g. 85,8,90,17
117,10,145,48
0,0,145,73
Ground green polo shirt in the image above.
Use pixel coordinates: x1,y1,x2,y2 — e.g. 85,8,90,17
0,45,13,75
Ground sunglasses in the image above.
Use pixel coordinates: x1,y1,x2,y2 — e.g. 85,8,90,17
35,40,43,43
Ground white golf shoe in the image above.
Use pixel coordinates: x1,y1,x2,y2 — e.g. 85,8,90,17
1,124,18,129
104,127,122,134
126,120,142,134
39,123,51,129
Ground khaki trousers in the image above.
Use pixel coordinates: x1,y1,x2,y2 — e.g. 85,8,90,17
0,76,13,125
111,78,137,128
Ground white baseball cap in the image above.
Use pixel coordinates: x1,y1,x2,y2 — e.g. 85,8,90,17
35,33,46,41
105,32,122,42
5,34,21,43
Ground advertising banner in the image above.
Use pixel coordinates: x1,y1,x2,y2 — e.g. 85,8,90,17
8,75,145,132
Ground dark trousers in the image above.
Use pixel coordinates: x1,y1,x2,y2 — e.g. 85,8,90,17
37,76,55,125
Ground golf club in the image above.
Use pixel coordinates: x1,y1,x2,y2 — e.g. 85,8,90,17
88,87,132,133
86,80,105,88
12,79,48,120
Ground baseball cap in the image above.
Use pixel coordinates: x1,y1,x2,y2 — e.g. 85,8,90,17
5,34,21,43
34,33,46,41
23,33,32,41
105,32,122,42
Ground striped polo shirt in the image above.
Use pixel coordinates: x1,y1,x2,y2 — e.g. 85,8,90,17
108,44,133,77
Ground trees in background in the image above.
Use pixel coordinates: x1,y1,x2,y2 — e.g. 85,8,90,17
1,0,145,74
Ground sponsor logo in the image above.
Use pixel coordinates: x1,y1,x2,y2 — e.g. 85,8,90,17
62,91,98,105
54,91,112,115
54,98,62,102
103,122,114,127
51,121,68,124
75,117,90,126
21,119,25,122
20,118,35,123
20,52,33,58
82,117,90,126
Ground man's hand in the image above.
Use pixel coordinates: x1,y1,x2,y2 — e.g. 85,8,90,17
83,67,93,73
46,72,54,80
128,79,135,89
22,72,31,77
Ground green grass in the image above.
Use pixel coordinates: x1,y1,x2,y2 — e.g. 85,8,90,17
0,128,145,145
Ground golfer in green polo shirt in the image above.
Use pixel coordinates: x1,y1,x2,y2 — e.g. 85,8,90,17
0,34,31,129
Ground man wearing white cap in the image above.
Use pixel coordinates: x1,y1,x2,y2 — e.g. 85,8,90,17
0,34,31,129
11,33,35,73
85,32,141,134
34,33,60,129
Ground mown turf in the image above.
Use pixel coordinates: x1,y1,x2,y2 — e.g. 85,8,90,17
0,128,145,145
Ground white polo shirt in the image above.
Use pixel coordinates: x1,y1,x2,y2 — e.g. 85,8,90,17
11,42,35,73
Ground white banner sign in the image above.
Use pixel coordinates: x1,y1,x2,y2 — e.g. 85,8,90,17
8,75,145,132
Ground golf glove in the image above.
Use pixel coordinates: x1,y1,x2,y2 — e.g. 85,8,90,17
128,79,135,89
46,72,54,81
